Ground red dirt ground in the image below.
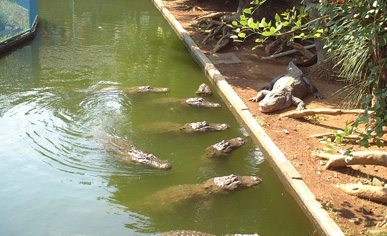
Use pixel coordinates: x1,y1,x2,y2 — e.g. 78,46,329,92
160,0,387,235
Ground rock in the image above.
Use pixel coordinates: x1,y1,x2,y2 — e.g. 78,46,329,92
372,177,385,187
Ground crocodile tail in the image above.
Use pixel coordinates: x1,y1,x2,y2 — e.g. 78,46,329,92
296,54,317,67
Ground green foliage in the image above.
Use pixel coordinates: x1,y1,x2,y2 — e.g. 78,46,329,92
230,1,309,48
322,1,387,148
230,0,387,149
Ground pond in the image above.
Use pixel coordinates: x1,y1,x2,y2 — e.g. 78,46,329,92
0,0,319,235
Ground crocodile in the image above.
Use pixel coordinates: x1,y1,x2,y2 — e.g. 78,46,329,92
99,85,170,94
156,231,260,236
100,135,171,170
137,174,261,211
196,83,213,95
205,137,246,158
249,60,325,113
154,97,221,108
186,97,221,108
143,121,230,134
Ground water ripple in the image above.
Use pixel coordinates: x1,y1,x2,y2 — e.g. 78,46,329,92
0,87,138,177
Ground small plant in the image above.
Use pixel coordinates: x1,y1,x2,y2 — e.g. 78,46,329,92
305,114,325,124
229,1,310,49
320,137,336,154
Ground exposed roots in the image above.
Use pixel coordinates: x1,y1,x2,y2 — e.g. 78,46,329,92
265,36,288,55
280,108,369,119
195,12,237,53
313,151,387,169
286,41,315,59
336,184,387,203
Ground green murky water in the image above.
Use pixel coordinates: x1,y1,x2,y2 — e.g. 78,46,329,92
0,0,318,235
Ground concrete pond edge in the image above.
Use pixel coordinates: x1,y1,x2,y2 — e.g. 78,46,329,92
152,0,345,235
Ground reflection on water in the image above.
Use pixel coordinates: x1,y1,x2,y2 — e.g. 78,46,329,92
0,0,318,235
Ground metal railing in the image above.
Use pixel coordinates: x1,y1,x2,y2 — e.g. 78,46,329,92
0,0,38,45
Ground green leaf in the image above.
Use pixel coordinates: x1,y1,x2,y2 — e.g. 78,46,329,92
275,13,280,23
376,126,384,137
379,37,386,46
360,139,370,148
248,18,258,29
232,21,238,26
262,31,273,36
244,8,252,15
376,139,384,148
260,18,267,27
238,32,246,38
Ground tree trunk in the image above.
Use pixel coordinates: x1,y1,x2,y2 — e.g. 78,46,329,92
304,0,328,62
336,184,387,203
302,0,337,81
313,151,387,169
280,108,368,119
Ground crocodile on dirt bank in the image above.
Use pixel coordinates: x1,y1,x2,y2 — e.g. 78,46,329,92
99,135,171,170
249,60,324,113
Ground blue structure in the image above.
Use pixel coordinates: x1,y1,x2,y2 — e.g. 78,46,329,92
0,0,38,52
13,0,39,28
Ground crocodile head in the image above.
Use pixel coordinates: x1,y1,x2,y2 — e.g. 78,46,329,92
259,90,291,113
185,97,221,108
188,121,230,132
128,147,172,170
205,174,262,192
212,137,245,152
137,85,170,93
195,83,213,95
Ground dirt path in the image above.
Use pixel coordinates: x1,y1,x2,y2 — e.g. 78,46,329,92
160,0,387,235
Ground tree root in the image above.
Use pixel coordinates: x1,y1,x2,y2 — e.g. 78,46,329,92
336,184,387,203
286,41,315,59
195,12,236,53
265,36,288,55
194,12,230,22
280,108,370,119
180,5,204,12
310,132,363,140
312,151,387,169
310,132,387,143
